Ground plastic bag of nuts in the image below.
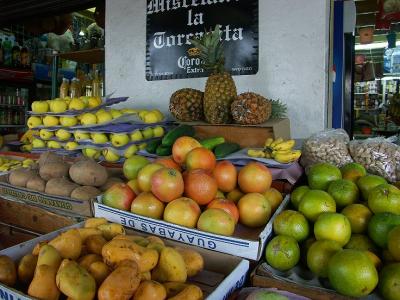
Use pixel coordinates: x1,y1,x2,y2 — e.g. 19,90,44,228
300,129,353,170
349,137,400,182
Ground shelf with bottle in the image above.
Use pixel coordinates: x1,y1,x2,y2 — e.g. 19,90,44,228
56,48,104,65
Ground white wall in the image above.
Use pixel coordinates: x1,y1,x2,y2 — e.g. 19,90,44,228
105,0,331,138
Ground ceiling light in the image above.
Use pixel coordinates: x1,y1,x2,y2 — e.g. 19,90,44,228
355,41,400,50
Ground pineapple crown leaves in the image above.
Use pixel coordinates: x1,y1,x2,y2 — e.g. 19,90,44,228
270,99,288,119
189,25,225,73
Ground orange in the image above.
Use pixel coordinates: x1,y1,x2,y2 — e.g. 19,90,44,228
273,210,309,242
185,147,216,171
238,193,271,228
306,240,342,277
263,188,283,212
172,136,201,165
327,179,359,207
213,161,237,193
379,263,400,300
238,162,272,193
298,190,336,222
341,162,366,183
290,186,309,209
307,163,342,190
364,250,382,270
265,235,300,271
341,203,372,233
388,225,400,261
344,234,378,254
184,169,218,205
314,213,351,246
328,249,378,297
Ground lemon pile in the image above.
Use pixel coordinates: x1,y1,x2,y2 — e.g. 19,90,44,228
0,157,35,172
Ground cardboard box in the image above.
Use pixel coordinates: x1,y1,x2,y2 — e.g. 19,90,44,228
93,195,290,260
0,174,92,217
251,263,375,300
0,223,249,300
182,118,291,148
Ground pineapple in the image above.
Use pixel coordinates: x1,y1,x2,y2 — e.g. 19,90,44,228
270,99,288,119
169,88,204,122
231,92,271,125
190,25,237,124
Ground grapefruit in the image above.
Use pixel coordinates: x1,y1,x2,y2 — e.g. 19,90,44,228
130,192,165,219
163,197,201,228
273,210,309,242
388,225,400,261
368,183,400,215
154,157,181,172
341,203,372,234
246,291,289,300
185,147,216,171
172,136,201,165
327,179,359,207
151,168,184,202
238,162,272,193
357,174,387,201
213,161,237,192
341,162,366,183
328,249,378,297
102,183,135,211
197,208,236,236
123,155,150,180
184,169,218,205
263,188,284,212
306,240,342,278
307,163,342,190
314,212,351,246
137,163,164,192
298,190,336,222
379,263,400,300
290,186,309,209
226,188,244,203
265,235,300,271
238,193,271,228
207,198,239,224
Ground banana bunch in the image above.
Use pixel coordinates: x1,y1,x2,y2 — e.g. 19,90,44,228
0,157,35,172
247,137,301,164
20,130,38,145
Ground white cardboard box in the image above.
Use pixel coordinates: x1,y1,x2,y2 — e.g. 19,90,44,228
0,223,249,300
93,195,290,260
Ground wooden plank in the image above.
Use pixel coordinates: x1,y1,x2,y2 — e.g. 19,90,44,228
0,224,37,250
0,198,76,234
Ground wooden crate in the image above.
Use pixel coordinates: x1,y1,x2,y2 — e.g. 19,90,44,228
0,223,37,250
183,118,291,148
251,264,352,300
0,198,77,235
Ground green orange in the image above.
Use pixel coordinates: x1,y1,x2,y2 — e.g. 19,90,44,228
265,235,300,272
273,210,309,242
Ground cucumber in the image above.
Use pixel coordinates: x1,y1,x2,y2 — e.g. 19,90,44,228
200,137,225,150
146,139,162,154
156,145,172,156
162,125,195,147
214,142,241,159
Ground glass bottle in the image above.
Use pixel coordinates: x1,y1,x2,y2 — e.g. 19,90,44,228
92,71,101,98
3,37,12,67
12,42,20,68
20,44,30,69
0,38,3,66
59,78,70,99
70,78,81,98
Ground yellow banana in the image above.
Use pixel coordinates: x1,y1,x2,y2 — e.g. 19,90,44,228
247,149,266,158
264,151,272,159
270,137,284,148
273,150,302,164
264,138,274,147
272,139,295,151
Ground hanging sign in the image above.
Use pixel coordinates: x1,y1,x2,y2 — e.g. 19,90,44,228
146,0,259,81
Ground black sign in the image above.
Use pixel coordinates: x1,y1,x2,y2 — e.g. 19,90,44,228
146,0,259,81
